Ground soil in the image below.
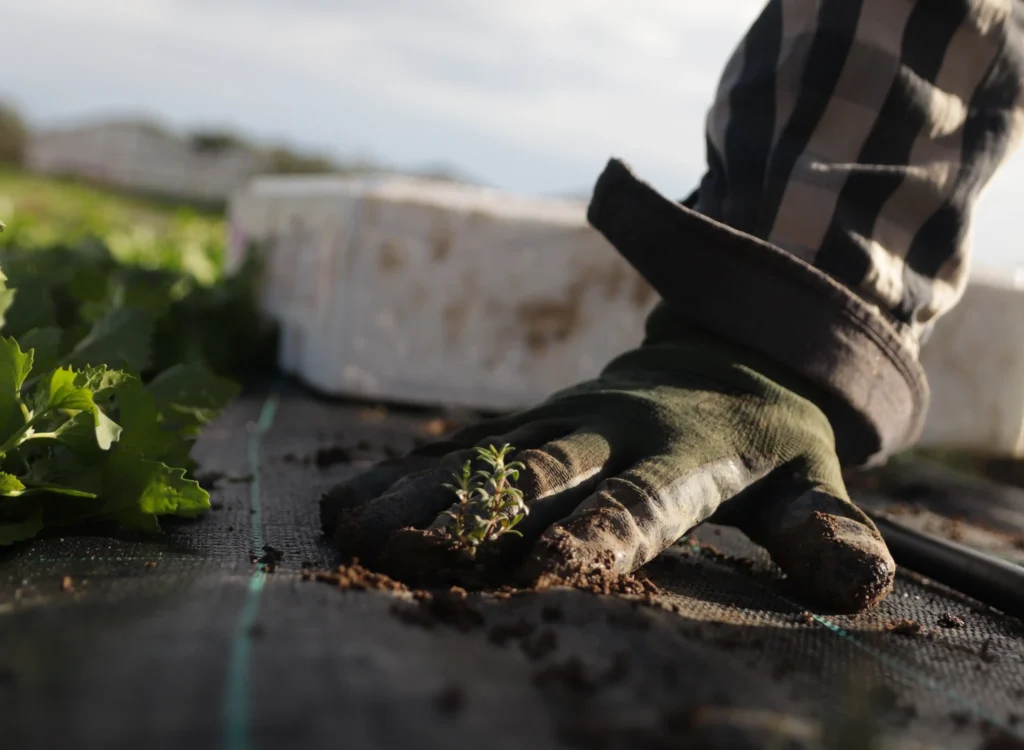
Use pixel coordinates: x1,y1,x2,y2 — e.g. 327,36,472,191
258,545,284,565
419,418,454,438
304,561,409,593
938,612,966,629
529,547,661,599
886,618,924,636
378,526,662,602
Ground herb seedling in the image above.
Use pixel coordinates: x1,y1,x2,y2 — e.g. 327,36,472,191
441,444,528,558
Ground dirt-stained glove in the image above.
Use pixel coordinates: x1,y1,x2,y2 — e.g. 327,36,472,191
321,305,896,613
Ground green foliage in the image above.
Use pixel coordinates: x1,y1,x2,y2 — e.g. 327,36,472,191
441,444,528,557
0,169,225,283
0,335,238,542
0,172,277,544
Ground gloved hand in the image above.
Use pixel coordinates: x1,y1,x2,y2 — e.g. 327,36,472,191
321,305,895,613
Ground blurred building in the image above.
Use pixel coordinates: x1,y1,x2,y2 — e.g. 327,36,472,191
25,119,270,204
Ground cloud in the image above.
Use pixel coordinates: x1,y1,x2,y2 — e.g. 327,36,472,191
0,0,1022,270
0,0,765,195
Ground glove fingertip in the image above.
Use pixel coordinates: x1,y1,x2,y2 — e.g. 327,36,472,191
773,508,896,613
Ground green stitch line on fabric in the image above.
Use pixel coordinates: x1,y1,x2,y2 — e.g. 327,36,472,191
222,394,278,750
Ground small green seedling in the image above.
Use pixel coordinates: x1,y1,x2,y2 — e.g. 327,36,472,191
441,443,528,558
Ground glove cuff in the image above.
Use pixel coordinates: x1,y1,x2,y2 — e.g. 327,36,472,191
586,158,928,467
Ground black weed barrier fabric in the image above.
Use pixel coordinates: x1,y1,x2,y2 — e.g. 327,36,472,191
2,386,1023,750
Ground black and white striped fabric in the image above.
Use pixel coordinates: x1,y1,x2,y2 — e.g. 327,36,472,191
696,0,1024,345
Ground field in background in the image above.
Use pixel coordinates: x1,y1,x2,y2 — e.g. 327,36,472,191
0,168,226,285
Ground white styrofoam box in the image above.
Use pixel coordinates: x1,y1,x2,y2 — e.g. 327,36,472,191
917,270,1024,456
227,175,658,411
229,175,1024,456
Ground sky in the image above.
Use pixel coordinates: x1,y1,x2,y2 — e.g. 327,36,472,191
1,0,1022,271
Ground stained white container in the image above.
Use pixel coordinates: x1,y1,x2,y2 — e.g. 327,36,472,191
917,270,1024,456
227,175,657,412
228,175,1024,457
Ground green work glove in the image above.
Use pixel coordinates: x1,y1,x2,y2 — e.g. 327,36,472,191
321,304,895,613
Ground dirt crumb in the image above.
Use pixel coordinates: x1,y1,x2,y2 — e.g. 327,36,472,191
258,545,284,565
419,418,452,438
886,618,923,636
941,517,966,542
315,445,353,469
434,685,465,717
938,612,966,629
309,561,409,593
534,565,659,598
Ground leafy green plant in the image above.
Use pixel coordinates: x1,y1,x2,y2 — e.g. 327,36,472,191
0,339,236,544
441,444,528,557
0,175,276,545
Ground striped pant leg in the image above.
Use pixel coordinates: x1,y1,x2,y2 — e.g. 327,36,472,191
697,0,1024,343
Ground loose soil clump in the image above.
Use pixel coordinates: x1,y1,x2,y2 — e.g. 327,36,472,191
304,561,409,593
378,525,662,601
938,612,966,629
533,565,660,599
886,618,923,636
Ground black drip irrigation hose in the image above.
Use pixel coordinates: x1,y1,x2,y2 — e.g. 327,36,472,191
866,511,1024,622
